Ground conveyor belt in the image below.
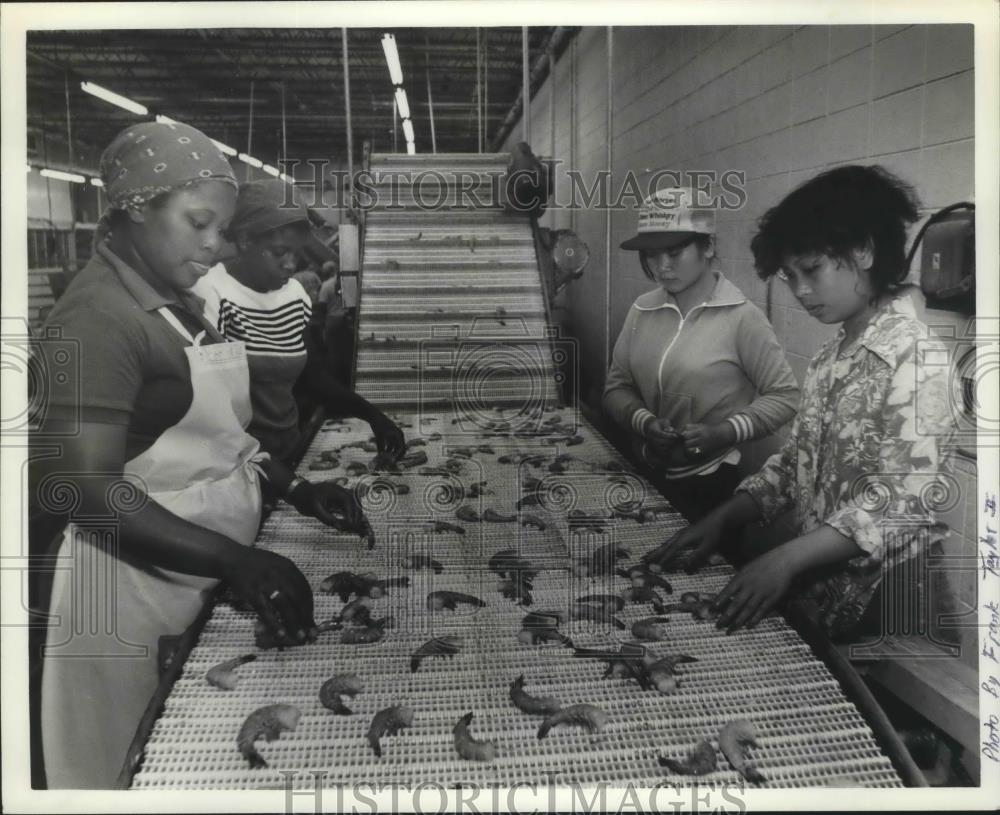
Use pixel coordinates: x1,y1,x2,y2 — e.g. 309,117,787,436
354,153,559,411
131,409,904,790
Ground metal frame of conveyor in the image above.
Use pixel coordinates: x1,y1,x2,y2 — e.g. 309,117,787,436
117,412,925,790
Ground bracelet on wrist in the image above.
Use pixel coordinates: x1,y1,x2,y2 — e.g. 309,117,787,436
286,476,309,499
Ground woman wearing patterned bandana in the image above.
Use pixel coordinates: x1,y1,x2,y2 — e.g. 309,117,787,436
32,122,366,787
645,166,957,640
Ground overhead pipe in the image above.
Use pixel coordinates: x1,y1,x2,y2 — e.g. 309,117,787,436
342,28,354,191
489,26,576,152
521,27,530,144
425,45,437,153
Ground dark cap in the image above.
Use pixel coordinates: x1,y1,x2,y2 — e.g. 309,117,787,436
228,178,312,238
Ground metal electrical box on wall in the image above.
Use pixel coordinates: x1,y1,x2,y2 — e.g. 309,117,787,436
920,210,975,312
339,223,360,272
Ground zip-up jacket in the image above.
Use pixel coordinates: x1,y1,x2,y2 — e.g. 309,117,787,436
603,273,799,478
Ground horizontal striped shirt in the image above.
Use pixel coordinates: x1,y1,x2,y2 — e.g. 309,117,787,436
191,263,311,459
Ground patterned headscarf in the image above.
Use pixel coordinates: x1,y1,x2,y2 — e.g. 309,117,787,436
100,121,237,212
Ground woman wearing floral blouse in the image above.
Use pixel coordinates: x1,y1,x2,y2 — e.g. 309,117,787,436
645,165,956,639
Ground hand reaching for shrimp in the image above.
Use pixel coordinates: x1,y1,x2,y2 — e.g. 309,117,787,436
713,547,795,632
289,480,368,533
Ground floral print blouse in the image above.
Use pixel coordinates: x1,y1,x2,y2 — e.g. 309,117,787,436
737,295,956,637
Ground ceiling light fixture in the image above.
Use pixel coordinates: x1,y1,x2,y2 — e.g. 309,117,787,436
90,177,104,187
40,168,86,184
261,164,280,177
381,34,404,85
406,141,416,156
394,88,410,120
80,81,148,116
155,114,179,125
212,140,238,157
238,153,263,169
402,119,414,143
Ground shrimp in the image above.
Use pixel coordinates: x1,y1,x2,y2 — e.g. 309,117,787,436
573,544,630,577
309,459,338,470
467,481,488,498
647,653,698,695
399,450,429,468
617,564,673,593
499,572,534,606
517,627,573,647
719,719,767,784
431,520,466,535
520,513,547,531
403,554,443,573
427,590,485,611
521,476,543,491
366,705,414,757
456,505,481,523
565,435,585,446
345,462,369,476
453,712,497,761
570,602,626,630
206,654,256,690
667,593,718,621
537,703,608,739
449,446,475,459
516,494,542,510
314,618,341,635
575,593,625,612
483,508,517,522
488,549,522,577
631,616,671,642
320,571,408,602
477,444,496,454
319,673,363,715
320,450,342,462
341,618,389,644
339,597,372,626
237,704,302,769
659,739,718,775
410,635,462,672
509,675,561,715
573,643,654,689
621,586,666,613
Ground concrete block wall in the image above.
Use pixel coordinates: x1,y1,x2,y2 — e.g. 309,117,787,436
507,24,978,663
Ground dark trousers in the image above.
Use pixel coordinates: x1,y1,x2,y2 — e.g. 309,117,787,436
650,463,743,524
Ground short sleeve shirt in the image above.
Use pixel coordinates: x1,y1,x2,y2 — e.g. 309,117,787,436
37,245,223,462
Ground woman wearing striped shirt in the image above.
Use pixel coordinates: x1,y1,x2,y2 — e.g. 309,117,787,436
193,179,404,464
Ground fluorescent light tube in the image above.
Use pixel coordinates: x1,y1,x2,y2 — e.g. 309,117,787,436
80,81,148,116
238,153,263,169
212,140,238,156
40,168,86,184
407,141,416,155
90,177,104,187
394,88,410,120
402,119,414,143
155,114,179,125
262,164,280,177
381,34,403,85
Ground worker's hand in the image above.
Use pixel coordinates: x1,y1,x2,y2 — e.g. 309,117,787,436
641,510,727,572
369,413,406,463
220,547,316,643
679,422,736,459
644,417,682,456
289,480,366,533
713,546,795,632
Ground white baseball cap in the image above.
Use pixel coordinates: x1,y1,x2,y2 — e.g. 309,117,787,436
620,187,716,251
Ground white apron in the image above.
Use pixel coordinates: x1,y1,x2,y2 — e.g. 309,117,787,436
41,308,264,788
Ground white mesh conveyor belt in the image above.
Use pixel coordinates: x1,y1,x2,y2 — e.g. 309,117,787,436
131,409,903,790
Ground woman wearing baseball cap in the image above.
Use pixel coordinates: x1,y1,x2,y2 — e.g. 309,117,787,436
604,188,799,523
